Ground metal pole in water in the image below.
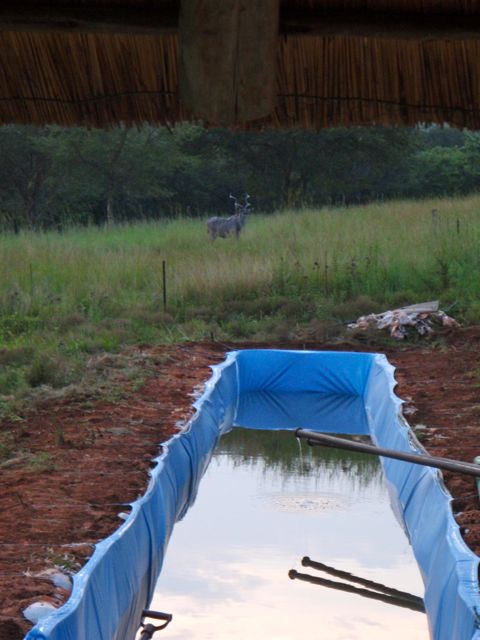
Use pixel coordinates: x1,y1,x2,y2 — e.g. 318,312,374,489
288,570,426,613
301,557,424,606
295,429,480,478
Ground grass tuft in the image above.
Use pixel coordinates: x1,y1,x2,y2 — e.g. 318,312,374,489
28,451,55,472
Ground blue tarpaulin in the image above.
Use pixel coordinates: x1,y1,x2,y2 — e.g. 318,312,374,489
25,350,480,640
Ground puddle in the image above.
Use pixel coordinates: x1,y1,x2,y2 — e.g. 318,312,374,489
146,390,429,640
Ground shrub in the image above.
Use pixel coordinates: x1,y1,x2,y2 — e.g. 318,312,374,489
26,353,69,388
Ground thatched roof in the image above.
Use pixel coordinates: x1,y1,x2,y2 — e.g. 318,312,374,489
2,1,480,129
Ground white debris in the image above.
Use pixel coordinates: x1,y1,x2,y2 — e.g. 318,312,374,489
403,404,418,416
348,301,459,340
50,572,72,591
23,601,58,624
23,567,73,590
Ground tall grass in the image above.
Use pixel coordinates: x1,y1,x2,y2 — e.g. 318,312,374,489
0,194,478,398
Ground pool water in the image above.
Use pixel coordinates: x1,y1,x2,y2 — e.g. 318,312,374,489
145,425,428,640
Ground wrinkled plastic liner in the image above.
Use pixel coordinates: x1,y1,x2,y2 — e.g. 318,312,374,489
25,350,480,640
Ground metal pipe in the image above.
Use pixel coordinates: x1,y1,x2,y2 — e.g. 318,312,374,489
474,456,480,502
301,557,424,606
289,570,426,613
295,429,480,478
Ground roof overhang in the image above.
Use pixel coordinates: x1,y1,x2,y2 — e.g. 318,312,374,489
0,1,479,129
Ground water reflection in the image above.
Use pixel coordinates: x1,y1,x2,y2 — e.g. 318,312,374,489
147,426,428,640
216,428,381,491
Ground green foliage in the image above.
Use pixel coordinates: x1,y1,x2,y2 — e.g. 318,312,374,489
0,433,14,462
419,124,466,149
54,423,65,447
413,147,467,196
0,346,34,366
331,296,383,321
1,122,479,232
26,353,70,388
0,368,26,395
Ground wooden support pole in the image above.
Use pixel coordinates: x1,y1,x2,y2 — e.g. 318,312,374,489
179,0,279,125
295,429,480,478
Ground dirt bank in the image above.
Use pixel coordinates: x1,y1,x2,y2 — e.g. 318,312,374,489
1,332,479,638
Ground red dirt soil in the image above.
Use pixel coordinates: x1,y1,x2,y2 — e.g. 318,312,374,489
1,333,480,639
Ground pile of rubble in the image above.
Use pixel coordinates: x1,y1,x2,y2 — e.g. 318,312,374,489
348,301,459,340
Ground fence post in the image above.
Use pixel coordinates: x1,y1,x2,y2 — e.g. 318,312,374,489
162,260,167,311
29,263,34,299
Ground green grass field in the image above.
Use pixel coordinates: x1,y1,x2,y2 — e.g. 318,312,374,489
0,194,479,405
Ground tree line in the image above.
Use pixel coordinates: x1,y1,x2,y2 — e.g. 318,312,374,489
0,122,477,231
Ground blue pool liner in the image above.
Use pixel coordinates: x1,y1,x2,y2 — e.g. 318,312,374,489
25,350,480,640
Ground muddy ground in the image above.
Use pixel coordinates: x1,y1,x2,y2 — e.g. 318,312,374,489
1,331,480,639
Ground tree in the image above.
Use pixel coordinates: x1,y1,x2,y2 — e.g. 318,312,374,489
0,122,476,231
0,126,53,229
412,147,467,197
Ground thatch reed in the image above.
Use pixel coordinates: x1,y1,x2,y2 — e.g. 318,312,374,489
0,32,183,127
273,35,480,130
0,1,480,129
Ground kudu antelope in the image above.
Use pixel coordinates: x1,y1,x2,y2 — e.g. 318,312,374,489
207,194,251,241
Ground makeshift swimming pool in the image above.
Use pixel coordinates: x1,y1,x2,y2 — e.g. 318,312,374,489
25,350,480,640
146,425,427,639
